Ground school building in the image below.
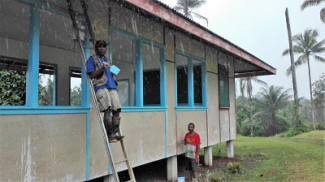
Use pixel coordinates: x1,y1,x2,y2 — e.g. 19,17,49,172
0,0,276,181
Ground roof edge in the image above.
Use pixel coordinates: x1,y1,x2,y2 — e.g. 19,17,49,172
124,0,276,75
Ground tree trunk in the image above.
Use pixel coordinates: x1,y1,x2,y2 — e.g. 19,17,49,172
307,57,316,129
249,94,253,137
285,8,300,127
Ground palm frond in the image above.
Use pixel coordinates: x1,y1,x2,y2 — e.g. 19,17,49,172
282,49,289,56
286,65,293,76
311,39,325,53
192,12,208,26
286,55,308,75
301,0,325,10
321,7,325,23
313,55,325,62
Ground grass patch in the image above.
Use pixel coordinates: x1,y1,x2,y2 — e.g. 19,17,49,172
205,130,325,182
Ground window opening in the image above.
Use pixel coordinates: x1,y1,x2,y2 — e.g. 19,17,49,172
70,68,81,106
219,64,229,107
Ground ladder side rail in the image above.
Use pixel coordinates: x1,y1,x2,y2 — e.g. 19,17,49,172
78,1,137,181
65,1,119,181
79,0,96,46
119,130,136,181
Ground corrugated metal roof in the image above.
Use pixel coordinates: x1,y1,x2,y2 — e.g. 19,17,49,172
124,0,276,75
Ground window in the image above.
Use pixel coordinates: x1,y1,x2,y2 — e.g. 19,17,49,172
176,54,188,105
175,53,205,108
111,31,136,106
0,57,56,106
0,1,30,106
143,43,161,105
219,64,229,107
40,8,78,106
110,29,165,108
38,64,55,106
70,68,81,106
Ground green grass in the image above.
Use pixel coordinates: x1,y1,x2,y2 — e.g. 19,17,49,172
205,130,325,182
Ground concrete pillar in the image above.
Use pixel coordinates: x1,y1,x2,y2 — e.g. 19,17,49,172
167,155,178,182
103,174,116,182
204,146,212,166
226,140,234,158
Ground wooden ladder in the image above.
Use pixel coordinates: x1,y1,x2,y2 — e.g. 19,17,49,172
66,0,136,181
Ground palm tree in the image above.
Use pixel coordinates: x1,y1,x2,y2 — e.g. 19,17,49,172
285,8,300,128
257,86,291,136
174,0,208,26
282,29,325,129
301,0,325,23
239,77,267,136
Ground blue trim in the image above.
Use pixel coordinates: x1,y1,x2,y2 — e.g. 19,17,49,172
0,106,91,115
52,66,57,106
174,52,207,108
160,47,167,107
109,28,166,108
26,2,40,107
82,35,90,107
18,0,71,18
86,111,90,181
164,111,168,157
188,58,194,107
121,107,167,113
202,61,207,107
175,107,208,111
135,40,143,107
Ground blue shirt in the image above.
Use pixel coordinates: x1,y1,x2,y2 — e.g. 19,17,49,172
86,56,117,91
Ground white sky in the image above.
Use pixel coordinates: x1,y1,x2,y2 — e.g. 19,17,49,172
160,0,324,99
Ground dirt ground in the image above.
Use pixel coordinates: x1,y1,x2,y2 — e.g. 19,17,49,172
117,155,236,182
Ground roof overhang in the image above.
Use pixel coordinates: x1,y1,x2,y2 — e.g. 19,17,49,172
124,0,276,77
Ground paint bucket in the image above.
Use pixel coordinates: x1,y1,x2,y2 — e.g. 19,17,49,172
177,177,185,182
110,65,120,75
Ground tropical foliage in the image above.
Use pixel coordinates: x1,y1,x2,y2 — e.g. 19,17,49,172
71,84,82,106
38,75,53,106
238,77,267,136
0,70,26,105
173,0,208,26
312,73,325,125
301,0,325,23
236,85,294,136
282,29,325,129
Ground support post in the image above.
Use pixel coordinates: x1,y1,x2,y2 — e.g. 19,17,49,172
226,140,234,158
103,175,116,182
167,155,177,182
204,146,212,166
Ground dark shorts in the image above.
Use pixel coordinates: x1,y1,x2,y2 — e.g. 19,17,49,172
185,157,197,173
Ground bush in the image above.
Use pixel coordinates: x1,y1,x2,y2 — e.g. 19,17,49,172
208,172,230,182
285,122,313,137
316,122,325,130
227,161,243,174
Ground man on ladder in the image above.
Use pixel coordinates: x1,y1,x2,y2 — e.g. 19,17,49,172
86,39,124,143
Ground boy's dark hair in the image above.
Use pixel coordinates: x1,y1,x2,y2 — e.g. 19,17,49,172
188,123,195,128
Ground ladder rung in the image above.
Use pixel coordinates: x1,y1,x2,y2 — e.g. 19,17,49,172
114,159,128,165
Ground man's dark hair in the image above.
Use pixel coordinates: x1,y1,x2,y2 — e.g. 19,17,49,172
95,40,107,48
188,123,195,128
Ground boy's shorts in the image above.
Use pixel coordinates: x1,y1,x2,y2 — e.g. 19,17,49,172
185,157,197,173
95,89,121,111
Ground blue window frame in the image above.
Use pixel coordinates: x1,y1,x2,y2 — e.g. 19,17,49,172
175,52,207,110
109,28,166,112
0,0,90,114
